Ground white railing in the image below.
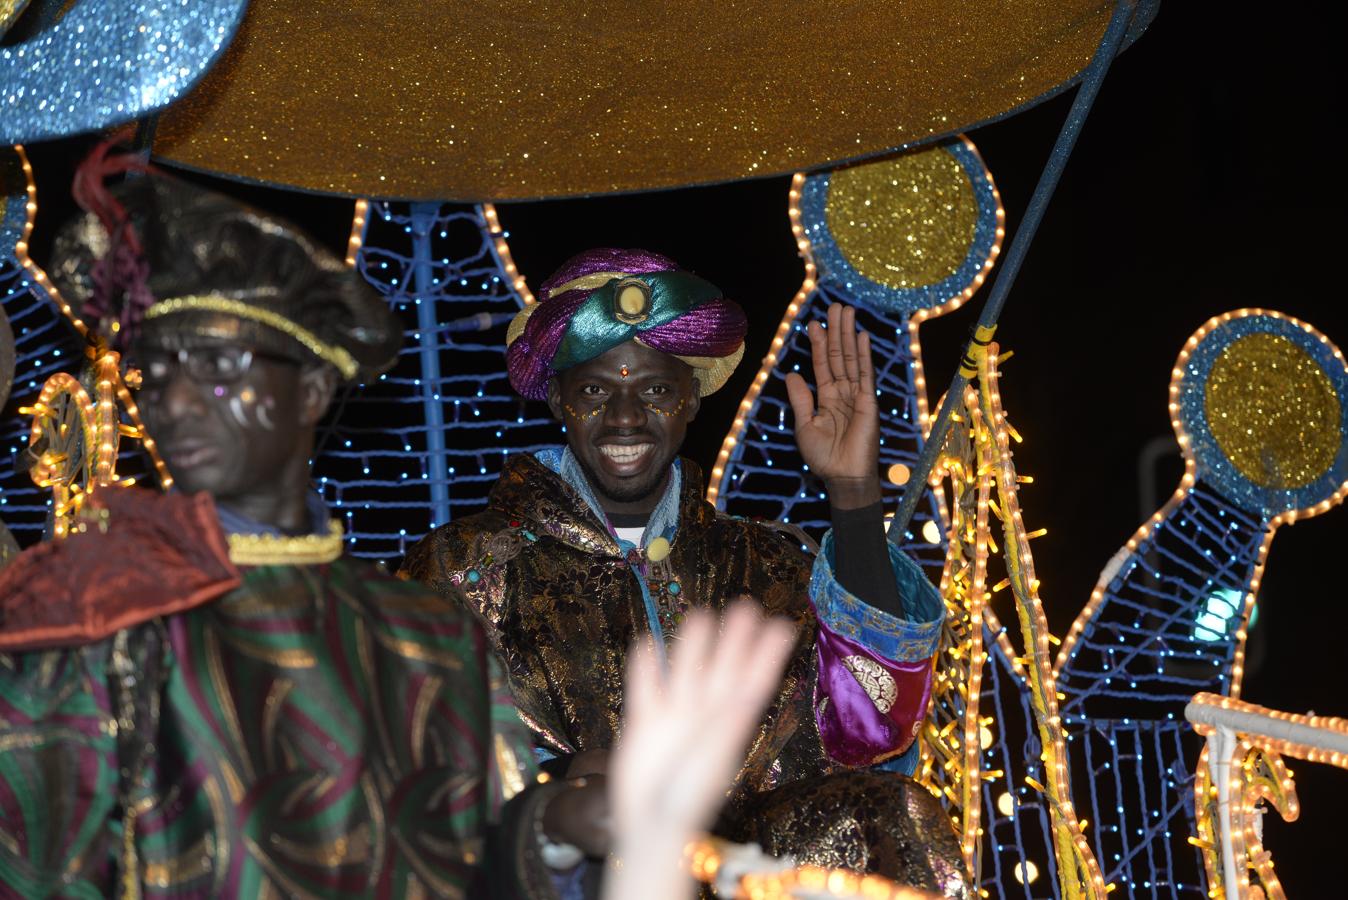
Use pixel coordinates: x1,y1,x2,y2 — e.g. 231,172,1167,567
1185,693,1348,899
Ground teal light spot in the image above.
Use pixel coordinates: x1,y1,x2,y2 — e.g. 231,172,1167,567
1193,588,1244,642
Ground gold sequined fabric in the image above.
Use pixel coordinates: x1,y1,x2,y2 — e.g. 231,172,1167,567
152,0,1149,200
404,455,826,790
1206,333,1341,489
0,557,548,896
724,772,969,898
404,456,972,894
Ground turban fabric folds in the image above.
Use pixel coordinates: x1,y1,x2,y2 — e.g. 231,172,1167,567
505,248,747,400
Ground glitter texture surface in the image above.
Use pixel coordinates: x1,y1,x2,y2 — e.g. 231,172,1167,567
1176,311,1348,517
826,149,976,290
151,0,1148,201
801,138,1000,315
1207,333,1341,490
0,0,247,144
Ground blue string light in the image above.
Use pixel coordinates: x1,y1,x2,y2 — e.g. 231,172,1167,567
0,261,83,542
312,202,554,564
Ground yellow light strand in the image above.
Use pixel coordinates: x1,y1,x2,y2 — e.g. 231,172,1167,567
11,145,90,338
344,198,369,267
685,836,944,899
974,344,1106,900
481,203,537,305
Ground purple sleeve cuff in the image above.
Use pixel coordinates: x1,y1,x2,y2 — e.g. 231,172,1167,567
809,529,943,766
813,623,935,766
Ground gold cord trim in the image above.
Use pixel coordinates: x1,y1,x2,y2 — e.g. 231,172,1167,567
228,520,345,566
145,296,360,379
545,271,629,299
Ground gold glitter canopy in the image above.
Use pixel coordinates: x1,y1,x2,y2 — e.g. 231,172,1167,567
152,0,1156,202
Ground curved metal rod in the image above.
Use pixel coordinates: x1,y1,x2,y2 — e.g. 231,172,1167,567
888,0,1139,544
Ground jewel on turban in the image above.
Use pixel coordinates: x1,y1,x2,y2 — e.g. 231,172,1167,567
505,248,747,400
49,138,401,382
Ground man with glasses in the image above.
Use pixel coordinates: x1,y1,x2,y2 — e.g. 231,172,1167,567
0,150,578,898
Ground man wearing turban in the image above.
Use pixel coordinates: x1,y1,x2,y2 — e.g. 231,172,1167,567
404,249,968,895
0,146,564,898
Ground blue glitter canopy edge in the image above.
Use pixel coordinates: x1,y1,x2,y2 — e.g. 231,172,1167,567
0,0,248,144
1177,311,1348,518
799,137,999,318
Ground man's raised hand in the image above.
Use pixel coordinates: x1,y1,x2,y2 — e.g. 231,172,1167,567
784,303,882,509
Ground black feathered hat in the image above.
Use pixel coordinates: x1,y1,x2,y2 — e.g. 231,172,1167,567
48,140,400,382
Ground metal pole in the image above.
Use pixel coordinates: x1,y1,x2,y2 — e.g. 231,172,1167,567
888,0,1138,544
410,202,452,529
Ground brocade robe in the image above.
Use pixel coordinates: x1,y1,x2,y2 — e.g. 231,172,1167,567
404,454,970,894
0,489,546,899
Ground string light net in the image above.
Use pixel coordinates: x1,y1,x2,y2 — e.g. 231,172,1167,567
0,259,81,540
1051,310,1348,897
312,201,553,564
708,138,1003,581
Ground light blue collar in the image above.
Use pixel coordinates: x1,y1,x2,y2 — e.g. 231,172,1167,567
534,446,681,550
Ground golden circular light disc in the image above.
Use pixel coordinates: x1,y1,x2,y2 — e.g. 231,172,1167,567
887,462,912,486
826,149,978,289
1205,333,1340,490
152,0,1151,201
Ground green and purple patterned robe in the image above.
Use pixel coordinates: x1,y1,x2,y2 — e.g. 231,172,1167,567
0,555,540,899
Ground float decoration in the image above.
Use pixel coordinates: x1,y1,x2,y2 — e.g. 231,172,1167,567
708,137,1003,581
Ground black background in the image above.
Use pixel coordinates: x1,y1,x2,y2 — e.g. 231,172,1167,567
23,2,1343,891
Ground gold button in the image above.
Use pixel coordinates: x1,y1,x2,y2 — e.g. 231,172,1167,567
646,536,671,562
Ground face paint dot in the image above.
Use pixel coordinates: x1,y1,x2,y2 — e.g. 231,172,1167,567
213,386,227,398
619,365,630,379
239,388,256,403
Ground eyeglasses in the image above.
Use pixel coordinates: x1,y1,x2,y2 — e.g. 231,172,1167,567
135,346,298,389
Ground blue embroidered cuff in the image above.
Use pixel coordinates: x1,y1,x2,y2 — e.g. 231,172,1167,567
810,529,944,662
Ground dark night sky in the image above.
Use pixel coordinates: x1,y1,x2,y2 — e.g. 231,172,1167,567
21,2,1344,891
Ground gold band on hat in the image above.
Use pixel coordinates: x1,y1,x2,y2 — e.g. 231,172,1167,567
144,295,360,379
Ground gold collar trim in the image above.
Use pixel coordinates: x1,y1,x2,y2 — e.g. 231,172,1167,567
227,520,345,566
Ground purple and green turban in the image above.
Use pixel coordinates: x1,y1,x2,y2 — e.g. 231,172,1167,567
505,248,748,400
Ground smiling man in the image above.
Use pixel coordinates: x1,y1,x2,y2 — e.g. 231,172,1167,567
404,248,967,895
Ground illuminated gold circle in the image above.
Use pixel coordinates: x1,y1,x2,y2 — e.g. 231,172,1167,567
825,150,977,290
886,462,911,485
1205,333,1341,489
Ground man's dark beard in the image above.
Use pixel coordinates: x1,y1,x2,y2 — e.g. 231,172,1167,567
572,449,673,508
